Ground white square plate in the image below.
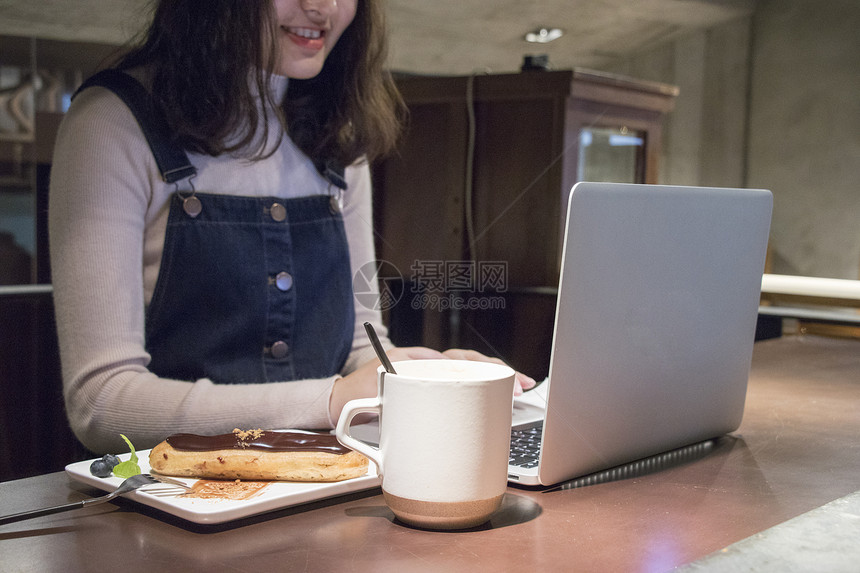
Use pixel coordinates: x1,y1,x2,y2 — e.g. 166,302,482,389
65,449,381,525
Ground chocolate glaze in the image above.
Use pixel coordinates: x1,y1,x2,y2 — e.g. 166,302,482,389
166,430,350,454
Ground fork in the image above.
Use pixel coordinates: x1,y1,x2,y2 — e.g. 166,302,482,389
0,473,189,526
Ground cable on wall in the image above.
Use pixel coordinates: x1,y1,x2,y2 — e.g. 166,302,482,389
464,72,477,258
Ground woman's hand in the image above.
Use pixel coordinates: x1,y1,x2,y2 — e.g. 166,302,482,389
329,346,536,423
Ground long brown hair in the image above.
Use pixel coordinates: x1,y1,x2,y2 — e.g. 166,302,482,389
115,0,404,166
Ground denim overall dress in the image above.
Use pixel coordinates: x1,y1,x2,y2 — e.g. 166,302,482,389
75,70,354,384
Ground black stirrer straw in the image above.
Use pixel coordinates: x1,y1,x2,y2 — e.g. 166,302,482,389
364,322,397,374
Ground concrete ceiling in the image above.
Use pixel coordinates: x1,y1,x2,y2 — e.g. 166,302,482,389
0,0,756,74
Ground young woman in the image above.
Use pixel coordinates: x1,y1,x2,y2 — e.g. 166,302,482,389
49,0,533,454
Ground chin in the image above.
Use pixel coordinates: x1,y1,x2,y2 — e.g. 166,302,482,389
278,58,327,80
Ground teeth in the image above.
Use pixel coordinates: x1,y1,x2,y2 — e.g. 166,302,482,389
291,28,322,39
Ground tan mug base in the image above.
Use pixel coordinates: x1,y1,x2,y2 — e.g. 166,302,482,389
383,490,504,530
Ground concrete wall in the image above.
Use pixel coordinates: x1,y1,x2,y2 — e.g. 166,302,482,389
606,0,860,280
747,0,860,279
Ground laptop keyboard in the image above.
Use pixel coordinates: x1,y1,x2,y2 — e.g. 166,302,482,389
509,421,543,469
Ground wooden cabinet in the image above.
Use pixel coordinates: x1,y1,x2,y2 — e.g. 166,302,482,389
374,69,679,378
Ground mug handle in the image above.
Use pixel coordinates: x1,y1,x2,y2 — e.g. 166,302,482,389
335,397,384,474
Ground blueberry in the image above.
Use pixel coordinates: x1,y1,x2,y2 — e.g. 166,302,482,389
89,454,122,478
102,454,121,469
90,458,112,478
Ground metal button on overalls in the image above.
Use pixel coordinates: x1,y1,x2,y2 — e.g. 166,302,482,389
275,271,293,292
270,202,287,222
270,341,289,359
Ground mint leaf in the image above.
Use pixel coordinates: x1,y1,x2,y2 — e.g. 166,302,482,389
119,434,138,464
112,434,141,478
112,460,140,479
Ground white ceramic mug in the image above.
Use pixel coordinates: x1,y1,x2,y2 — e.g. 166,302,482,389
336,359,516,529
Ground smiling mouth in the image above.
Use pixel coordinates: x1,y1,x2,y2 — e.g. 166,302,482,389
287,27,324,40
283,26,327,51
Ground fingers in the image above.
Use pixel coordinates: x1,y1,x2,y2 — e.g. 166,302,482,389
514,372,537,396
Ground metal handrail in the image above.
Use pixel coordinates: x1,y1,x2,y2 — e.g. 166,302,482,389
0,284,53,298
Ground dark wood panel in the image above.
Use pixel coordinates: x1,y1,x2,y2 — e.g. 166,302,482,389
471,94,566,286
372,102,468,275
0,293,91,481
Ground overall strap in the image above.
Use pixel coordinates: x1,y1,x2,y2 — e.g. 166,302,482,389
316,158,347,191
74,69,348,190
72,69,197,184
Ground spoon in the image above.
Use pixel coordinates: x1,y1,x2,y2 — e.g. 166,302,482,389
364,321,397,374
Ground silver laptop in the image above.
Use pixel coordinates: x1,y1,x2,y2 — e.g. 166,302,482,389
507,182,773,486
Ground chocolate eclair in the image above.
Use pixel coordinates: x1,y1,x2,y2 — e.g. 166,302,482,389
149,429,368,482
